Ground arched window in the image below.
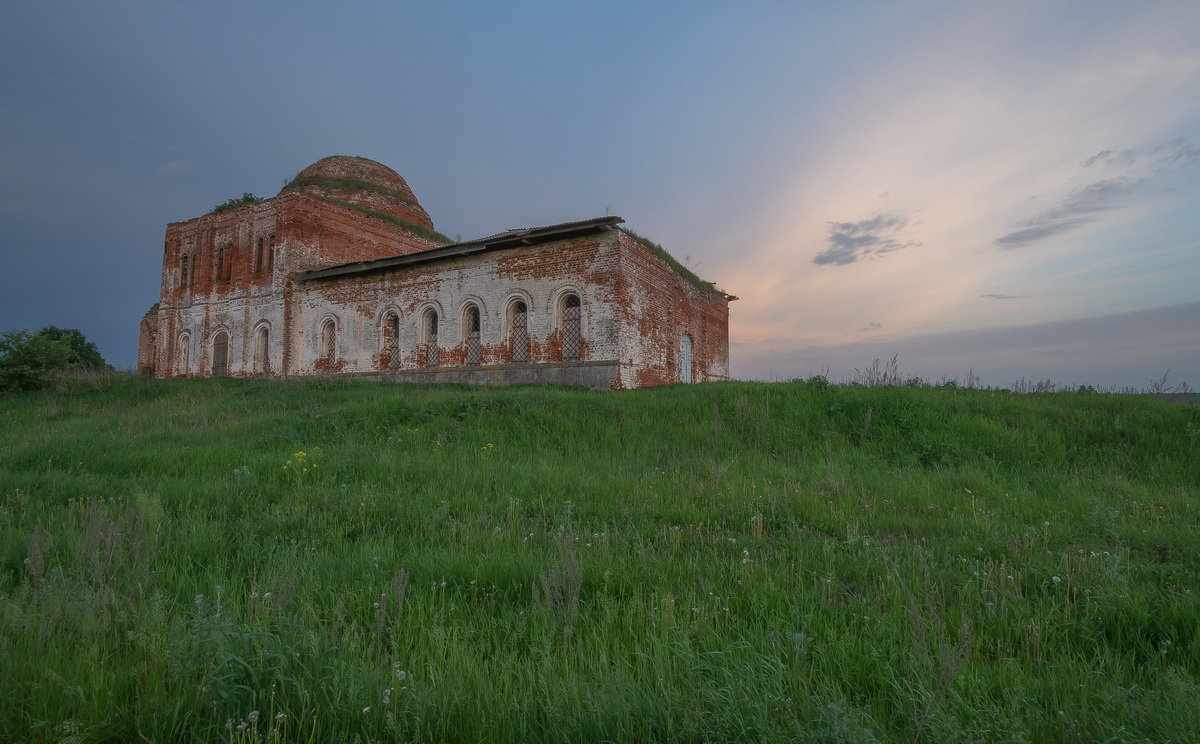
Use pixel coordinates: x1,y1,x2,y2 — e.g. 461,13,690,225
177,333,190,374
463,304,482,366
211,331,229,377
559,293,582,361
421,309,439,368
267,233,276,273
253,326,270,374
254,237,265,274
508,299,529,363
318,319,337,371
179,255,190,288
216,244,232,282
381,311,401,369
680,334,694,384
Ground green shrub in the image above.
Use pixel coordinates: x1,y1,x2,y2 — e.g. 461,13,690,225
211,192,264,214
0,326,110,391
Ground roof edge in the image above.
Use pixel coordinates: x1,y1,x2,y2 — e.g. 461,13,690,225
295,216,625,281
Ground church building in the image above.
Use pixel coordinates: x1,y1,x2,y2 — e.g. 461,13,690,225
138,156,733,389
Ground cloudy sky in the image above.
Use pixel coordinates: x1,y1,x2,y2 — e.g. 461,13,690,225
1,0,1197,388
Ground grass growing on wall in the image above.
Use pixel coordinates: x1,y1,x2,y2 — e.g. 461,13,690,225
321,198,454,245
1,377,1198,742
622,229,722,294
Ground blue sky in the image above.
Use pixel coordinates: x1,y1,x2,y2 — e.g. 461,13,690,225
1,0,1197,388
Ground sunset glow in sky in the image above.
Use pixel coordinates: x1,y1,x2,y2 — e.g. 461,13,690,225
1,1,1196,387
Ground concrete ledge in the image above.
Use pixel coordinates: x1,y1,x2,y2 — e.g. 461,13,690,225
343,360,619,390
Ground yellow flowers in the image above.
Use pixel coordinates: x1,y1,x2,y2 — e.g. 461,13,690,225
282,449,319,485
480,442,495,452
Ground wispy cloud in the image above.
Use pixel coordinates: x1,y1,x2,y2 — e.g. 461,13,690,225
1151,138,1200,172
161,159,192,174
997,139,1200,249
995,176,1142,249
813,213,916,266
1081,149,1135,168
981,293,1020,300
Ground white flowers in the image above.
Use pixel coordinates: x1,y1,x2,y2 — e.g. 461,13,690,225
247,710,260,723
1052,576,1062,584
362,706,372,715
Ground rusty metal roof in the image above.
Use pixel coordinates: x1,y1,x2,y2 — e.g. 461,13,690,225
295,215,625,281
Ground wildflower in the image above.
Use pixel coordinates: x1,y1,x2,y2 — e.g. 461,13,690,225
275,713,286,722
1052,576,1062,584
362,707,372,715
382,688,392,705
248,711,260,723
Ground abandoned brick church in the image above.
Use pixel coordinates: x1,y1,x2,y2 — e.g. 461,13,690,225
138,156,733,389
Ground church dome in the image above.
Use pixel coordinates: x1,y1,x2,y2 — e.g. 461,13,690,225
281,155,434,231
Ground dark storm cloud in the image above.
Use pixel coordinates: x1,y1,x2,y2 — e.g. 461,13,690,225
813,213,916,266
995,176,1141,249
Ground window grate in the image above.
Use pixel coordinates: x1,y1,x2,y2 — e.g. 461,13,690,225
423,314,439,368
561,298,582,361
511,308,529,362
466,330,481,365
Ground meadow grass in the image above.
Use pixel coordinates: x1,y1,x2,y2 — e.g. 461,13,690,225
0,376,1197,743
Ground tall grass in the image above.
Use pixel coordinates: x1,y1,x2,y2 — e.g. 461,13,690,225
1,377,1197,742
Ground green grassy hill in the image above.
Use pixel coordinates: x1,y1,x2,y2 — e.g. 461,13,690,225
1,377,1197,743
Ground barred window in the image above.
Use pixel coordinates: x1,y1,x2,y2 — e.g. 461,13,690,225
508,300,529,363
559,293,582,361
319,319,337,370
422,310,439,368
464,305,481,366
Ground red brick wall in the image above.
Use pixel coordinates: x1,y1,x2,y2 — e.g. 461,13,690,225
290,233,623,375
612,231,730,387
145,193,445,378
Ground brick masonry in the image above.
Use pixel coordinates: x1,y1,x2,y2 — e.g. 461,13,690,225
139,157,732,389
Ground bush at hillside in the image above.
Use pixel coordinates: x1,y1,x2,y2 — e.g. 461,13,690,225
0,326,110,391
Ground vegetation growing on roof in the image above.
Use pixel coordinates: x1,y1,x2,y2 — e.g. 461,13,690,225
210,192,264,214
283,175,419,207
322,198,453,245
622,229,721,294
